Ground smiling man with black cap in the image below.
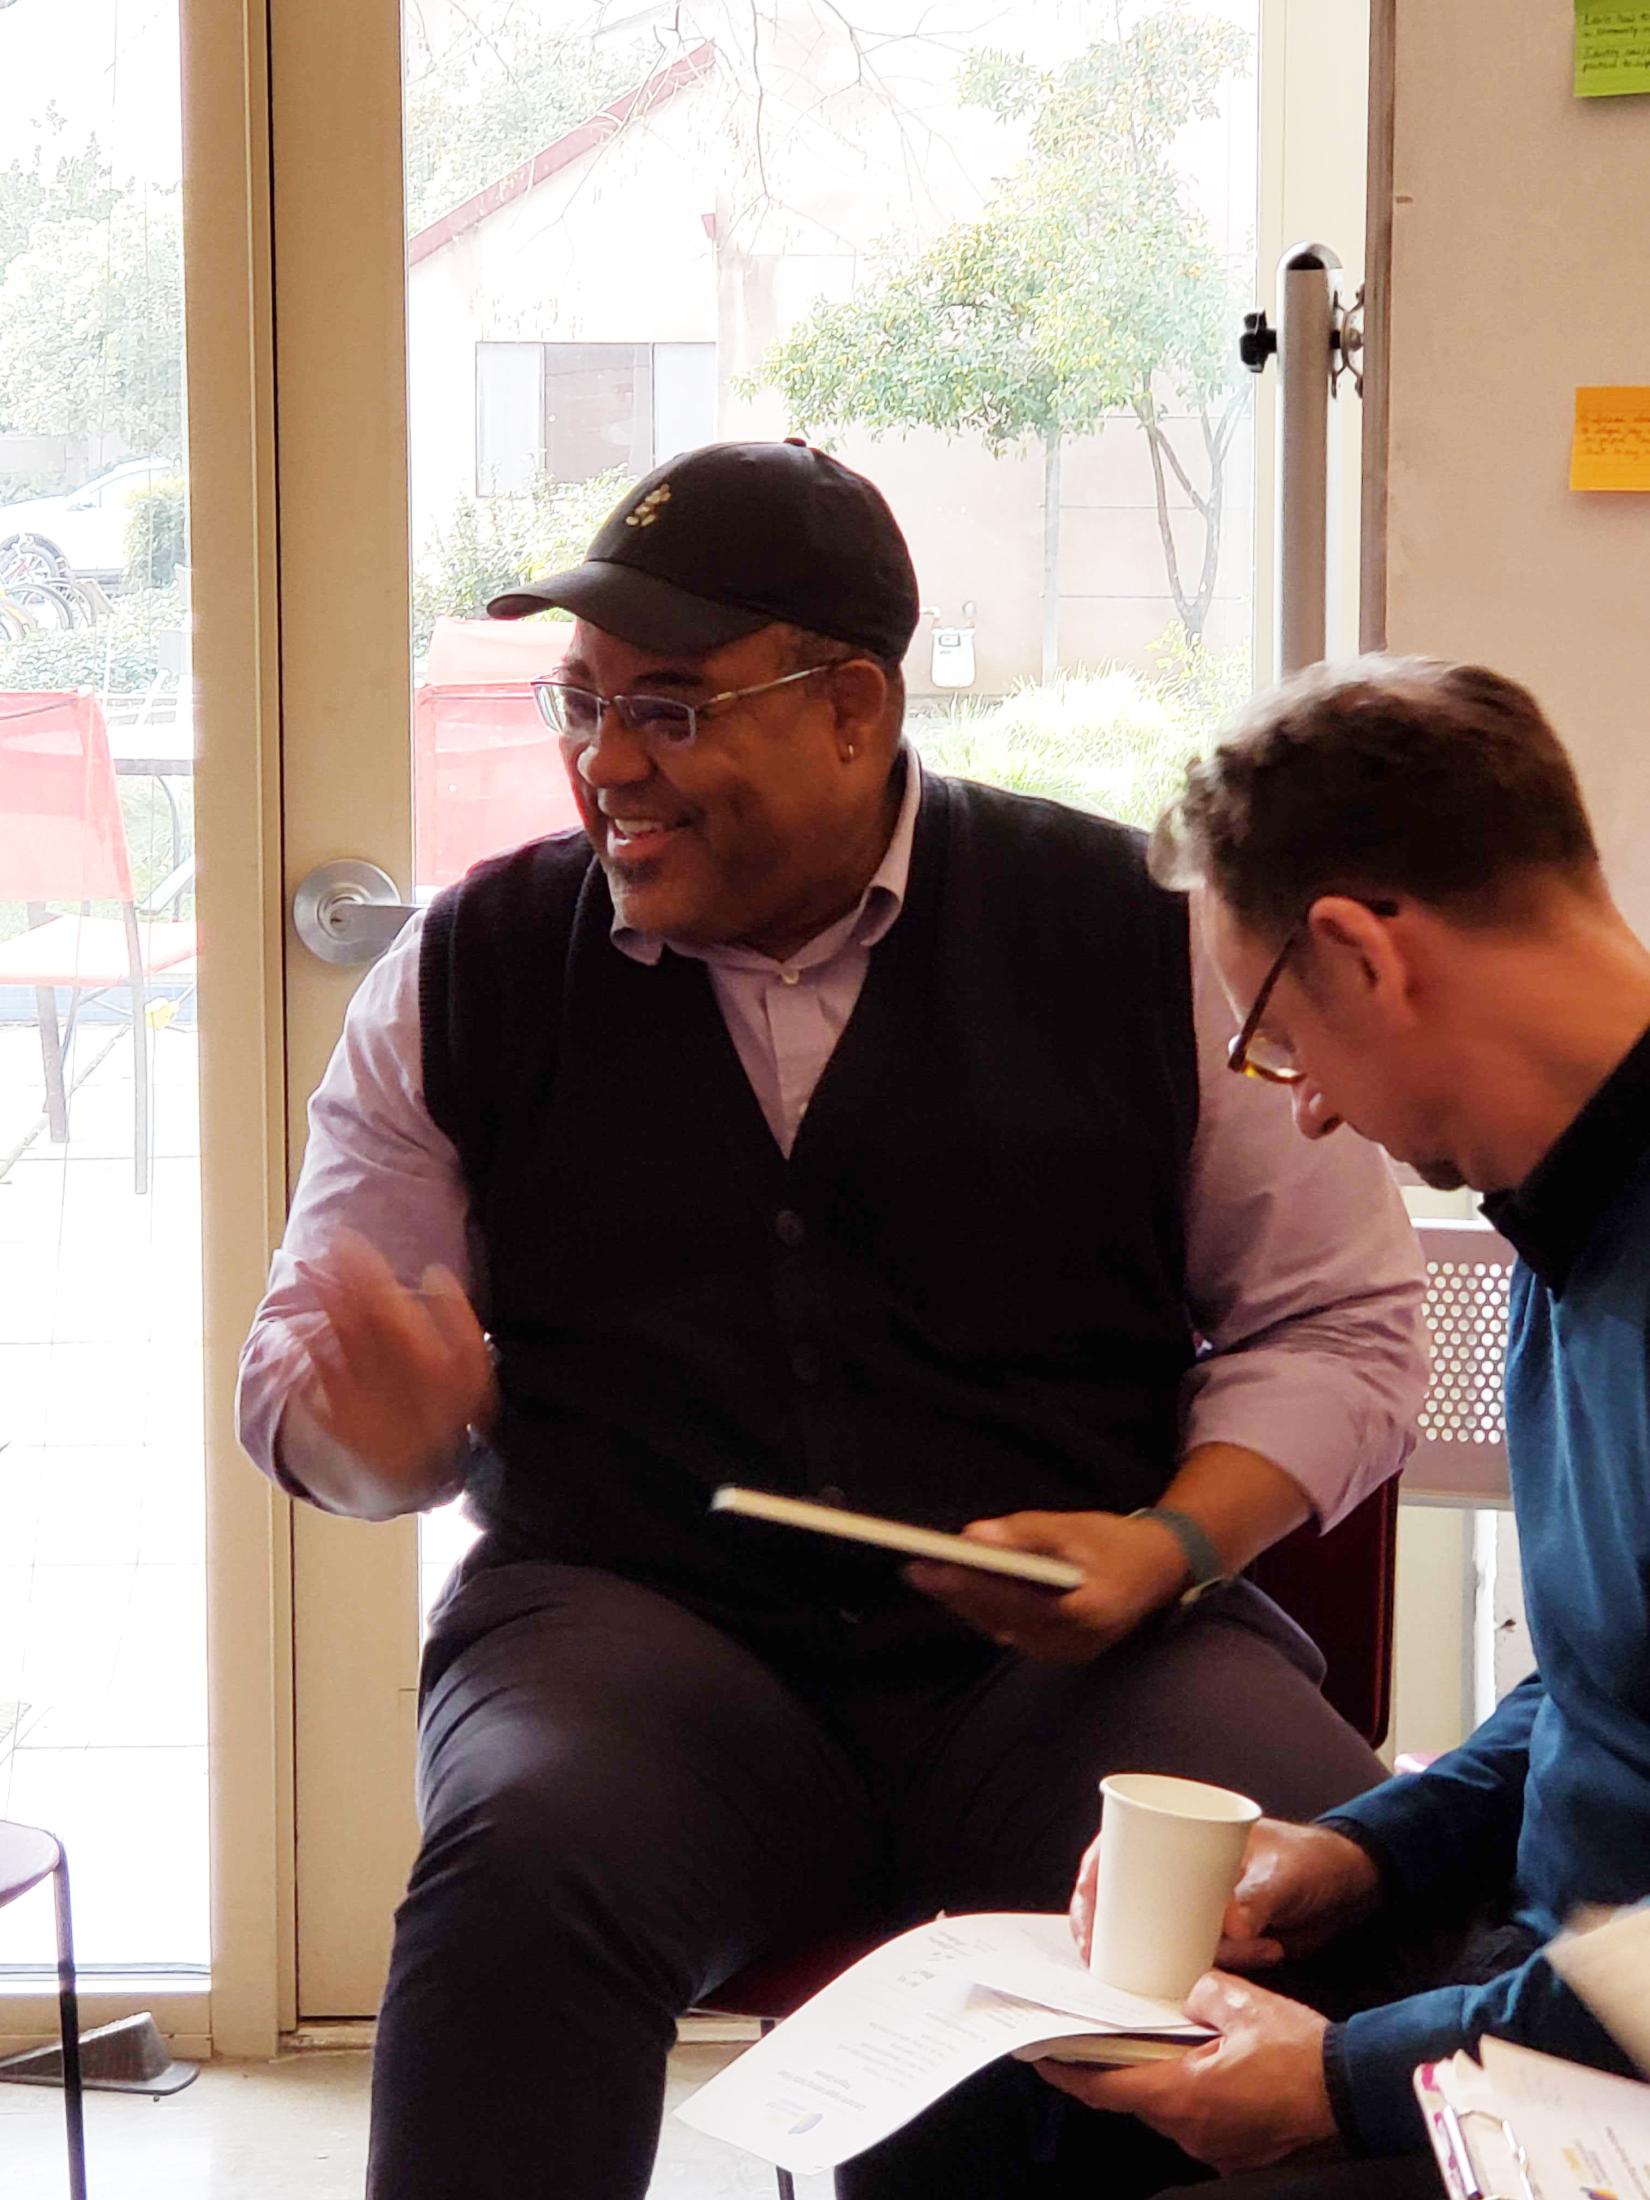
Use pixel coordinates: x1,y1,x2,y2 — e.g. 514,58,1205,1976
238,443,1427,2200
488,439,921,960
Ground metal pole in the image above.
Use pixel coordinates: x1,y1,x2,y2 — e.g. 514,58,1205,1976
1361,0,1398,654
53,1854,87,2200
1275,244,1340,674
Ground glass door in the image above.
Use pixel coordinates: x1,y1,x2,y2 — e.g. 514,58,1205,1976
279,0,1375,2018
0,0,206,2002
0,0,292,2058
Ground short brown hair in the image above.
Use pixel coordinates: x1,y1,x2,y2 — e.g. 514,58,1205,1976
1150,655,1600,940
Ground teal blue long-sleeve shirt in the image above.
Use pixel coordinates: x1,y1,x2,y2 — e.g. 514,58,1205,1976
1317,1030,1650,2155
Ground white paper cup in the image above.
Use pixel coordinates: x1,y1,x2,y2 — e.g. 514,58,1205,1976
1089,1772,1262,2003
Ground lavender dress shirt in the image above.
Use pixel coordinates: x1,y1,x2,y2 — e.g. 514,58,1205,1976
238,755,1429,1525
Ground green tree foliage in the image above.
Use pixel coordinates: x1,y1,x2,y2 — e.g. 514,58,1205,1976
0,580,184,696
412,469,631,657
0,123,182,460
403,9,652,235
914,633,1247,829
0,119,116,266
752,6,1251,669
125,477,187,589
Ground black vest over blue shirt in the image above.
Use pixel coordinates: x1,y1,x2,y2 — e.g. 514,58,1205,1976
420,768,1200,1669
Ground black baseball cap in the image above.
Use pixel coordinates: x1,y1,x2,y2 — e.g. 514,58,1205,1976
486,439,920,662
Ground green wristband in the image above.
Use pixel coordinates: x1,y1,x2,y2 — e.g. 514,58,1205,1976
1129,1505,1229,1605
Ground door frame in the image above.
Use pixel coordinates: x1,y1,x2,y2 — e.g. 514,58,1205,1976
182,0,419,2046
266,0,422,2025
182,0,295,2057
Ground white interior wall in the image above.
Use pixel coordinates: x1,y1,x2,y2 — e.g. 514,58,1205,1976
1388,1507,1471,1766
1383,0,1650,934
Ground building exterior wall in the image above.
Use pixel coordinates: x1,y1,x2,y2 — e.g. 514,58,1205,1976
406,9,1257,697
407,93,721,556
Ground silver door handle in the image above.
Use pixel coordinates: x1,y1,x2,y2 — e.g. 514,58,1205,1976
292,859,416,966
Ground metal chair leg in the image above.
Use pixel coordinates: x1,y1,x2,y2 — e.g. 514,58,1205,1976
33,985,69,1144
754,2020,796,2200
123,902,150,1196
52,1853,87,2200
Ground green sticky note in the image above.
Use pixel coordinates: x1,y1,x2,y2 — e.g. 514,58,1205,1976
1576,0,1650,96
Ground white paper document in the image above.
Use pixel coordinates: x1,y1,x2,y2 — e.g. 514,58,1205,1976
966,1920,1208,2033
1418,2039,1650,2200
675,1913,1210,2178
1483,2036,1650,2200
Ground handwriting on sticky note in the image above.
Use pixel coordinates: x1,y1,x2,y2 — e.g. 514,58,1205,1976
1571,388,1650,492
1575,1,1650,97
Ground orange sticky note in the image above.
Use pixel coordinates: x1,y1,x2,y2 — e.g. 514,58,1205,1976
1571,386,1650,491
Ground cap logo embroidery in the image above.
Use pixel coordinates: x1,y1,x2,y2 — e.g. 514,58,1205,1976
625,484,672,528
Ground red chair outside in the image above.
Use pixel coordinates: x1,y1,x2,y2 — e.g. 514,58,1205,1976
413,617,580,892
412,683,582,892
0,691,194,1194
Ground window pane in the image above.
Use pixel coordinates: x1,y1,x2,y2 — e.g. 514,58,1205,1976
0,0,206,1973
476,342,543,496
544,343,654,482
653,342,718,464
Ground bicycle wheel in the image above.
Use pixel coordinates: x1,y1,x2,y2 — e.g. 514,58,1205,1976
9,581,78,632
0,533,67,588
48,576,100,628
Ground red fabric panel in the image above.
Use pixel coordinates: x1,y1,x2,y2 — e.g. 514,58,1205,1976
413,682,583,891
0,691,133,905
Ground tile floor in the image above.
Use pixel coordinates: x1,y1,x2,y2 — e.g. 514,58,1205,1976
0,2041,836,2198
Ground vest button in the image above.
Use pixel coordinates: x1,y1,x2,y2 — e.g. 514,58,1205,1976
774,1208,807,1248
791,1342,822,1384
816,1484,846,1507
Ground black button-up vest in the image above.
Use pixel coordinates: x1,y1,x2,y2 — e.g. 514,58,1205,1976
421,769,1199,1673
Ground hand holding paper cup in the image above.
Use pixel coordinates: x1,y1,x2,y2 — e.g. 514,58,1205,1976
1088,1773,1262,2002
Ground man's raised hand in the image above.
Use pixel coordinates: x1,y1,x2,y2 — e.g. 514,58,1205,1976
291,1230,496,1517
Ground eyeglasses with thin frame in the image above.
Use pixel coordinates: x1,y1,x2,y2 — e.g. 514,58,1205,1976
1226,922,1307,1084
531,661,854,751
1226,898,1399,1085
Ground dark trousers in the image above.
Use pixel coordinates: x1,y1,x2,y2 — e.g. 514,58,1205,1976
366,1548,1388,2200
